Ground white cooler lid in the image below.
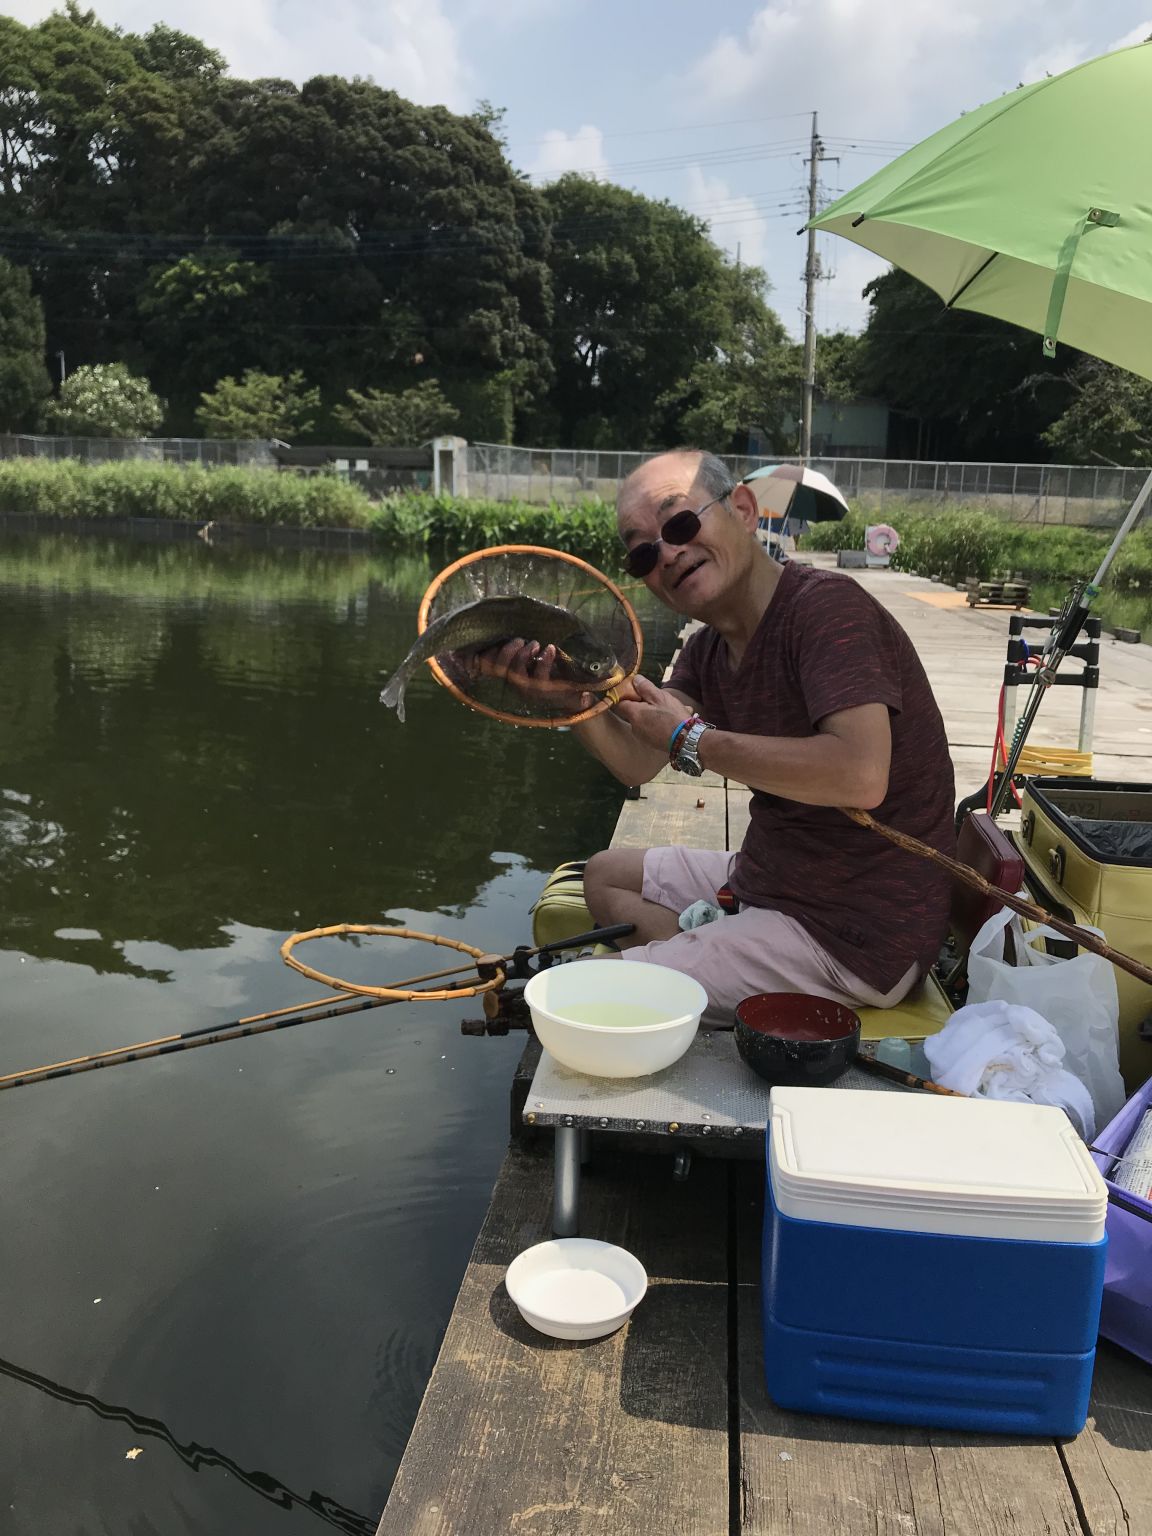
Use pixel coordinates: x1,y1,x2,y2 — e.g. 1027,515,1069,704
769,1088,1107,1243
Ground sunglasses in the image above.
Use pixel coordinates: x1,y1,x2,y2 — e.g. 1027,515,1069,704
622,494,729,579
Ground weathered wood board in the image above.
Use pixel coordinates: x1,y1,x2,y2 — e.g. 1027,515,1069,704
376,1145,730,1536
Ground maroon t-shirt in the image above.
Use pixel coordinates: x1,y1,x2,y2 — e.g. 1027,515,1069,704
666,563,955,991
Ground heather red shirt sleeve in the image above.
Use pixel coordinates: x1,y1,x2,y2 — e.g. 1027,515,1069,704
793,579,904,726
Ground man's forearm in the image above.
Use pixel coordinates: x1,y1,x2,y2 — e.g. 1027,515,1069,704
697,728,889,808
573,710,668,786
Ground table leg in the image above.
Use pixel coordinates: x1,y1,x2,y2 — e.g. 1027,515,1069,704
553,1125,581,1236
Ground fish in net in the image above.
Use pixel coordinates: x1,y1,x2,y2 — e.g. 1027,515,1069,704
380,545,642,727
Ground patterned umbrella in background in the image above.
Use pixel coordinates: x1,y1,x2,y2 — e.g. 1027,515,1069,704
742,464,851,547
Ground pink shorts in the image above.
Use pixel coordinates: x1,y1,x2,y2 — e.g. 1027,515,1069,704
623,846,917,1024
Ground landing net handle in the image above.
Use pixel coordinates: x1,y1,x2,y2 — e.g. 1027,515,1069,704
417,545,643,729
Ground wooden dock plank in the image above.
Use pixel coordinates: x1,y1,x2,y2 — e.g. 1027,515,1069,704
610,780,728,852
377,1145,731,1536
1059,1342,1152,1536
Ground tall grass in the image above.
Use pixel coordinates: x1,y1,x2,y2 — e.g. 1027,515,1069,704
0,459,374,529
803,507,1152,589
368,492,620,562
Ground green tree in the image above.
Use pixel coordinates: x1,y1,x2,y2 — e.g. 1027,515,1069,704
136,251,278,429
815,331,865,403
855,268,1079,459
196,370,319,439
181,75,553,427
537,177,798,448
46,362,164,436
333,381,459,444
1042,360,1152,466
0,257,51,429
657,265,796,452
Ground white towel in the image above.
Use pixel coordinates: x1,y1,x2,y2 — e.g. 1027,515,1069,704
678,900,725,931
924,999,1097,1140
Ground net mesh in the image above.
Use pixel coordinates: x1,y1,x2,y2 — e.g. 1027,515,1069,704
420,546,642,726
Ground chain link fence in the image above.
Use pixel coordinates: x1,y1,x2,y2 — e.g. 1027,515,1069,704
462,443,1149,528
0,434,276,467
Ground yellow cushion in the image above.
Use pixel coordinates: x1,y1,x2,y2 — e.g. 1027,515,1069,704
857,972,953,1042
531,864,956,1041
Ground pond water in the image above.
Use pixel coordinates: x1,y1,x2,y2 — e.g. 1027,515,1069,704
0,528,680,1535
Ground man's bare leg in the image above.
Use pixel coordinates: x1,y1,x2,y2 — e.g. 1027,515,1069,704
583,849,681,947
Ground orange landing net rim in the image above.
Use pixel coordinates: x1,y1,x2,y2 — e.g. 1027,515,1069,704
416,544,644,729
279,924,505,1001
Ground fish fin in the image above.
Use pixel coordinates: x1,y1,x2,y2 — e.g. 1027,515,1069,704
379,671,408,723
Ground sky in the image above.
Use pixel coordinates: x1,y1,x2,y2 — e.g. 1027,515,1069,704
6,1,1150,338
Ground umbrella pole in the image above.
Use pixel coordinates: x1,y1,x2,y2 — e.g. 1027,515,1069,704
988,467,1152,817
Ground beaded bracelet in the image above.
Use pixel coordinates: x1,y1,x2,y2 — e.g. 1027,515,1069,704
668,715,699,762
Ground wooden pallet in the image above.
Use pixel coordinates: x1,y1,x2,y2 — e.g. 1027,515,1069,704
966,577,1031,608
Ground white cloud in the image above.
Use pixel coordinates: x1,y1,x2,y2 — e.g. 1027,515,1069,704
1109,21,1152,51
1019,42,1089,83
5,1,471,109
683,0,1031,136
683,164,769,271
527,124,610,182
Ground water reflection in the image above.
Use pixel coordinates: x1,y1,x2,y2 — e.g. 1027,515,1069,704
0,528,680,1536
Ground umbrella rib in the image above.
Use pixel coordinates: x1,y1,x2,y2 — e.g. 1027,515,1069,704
944,250,999,309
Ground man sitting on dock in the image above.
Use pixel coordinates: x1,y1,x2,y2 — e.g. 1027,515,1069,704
496,449,956,1017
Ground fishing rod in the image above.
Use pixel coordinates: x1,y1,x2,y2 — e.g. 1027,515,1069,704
0,924,634,1094
989,467,1152,817
844,806,1152,986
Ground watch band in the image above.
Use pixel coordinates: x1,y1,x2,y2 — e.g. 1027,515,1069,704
672,719,715,777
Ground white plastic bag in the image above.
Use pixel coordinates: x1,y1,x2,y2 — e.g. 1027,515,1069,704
966,907,1126,1132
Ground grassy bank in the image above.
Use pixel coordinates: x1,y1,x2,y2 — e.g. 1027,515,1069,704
803,508,1152,591
4,460,1149,596
0,460,623,558
0,458,375,528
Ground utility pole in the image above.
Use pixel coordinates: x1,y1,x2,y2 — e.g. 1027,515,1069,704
800,111,823,462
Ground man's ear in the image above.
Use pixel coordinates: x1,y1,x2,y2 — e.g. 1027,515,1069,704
729,482,761,531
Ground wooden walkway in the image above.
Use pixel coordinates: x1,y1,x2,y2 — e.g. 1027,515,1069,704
376,568,1152,1535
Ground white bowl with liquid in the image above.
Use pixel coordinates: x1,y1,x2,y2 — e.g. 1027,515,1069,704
523,959,706,1077
505,1238,648,1340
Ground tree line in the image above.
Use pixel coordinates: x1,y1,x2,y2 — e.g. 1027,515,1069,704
0,4,1145,462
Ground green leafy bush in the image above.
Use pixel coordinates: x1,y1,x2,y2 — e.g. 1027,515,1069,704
46,363,164,437
0,460,373,528
369,493,620,562
803,507,1152,588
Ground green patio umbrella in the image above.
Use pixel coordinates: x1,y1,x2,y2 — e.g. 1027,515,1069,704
811,40,1152,378
810,39,1152,815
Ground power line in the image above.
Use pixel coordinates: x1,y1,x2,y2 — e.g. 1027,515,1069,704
0,201,807,268
509,109,814,149
527,141,811,181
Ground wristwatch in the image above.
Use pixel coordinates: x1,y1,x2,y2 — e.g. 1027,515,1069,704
672,718,715,777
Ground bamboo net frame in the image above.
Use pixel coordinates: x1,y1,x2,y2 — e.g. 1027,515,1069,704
416,545,643,728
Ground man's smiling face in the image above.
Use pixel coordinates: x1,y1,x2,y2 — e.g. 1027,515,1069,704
617,453,760,618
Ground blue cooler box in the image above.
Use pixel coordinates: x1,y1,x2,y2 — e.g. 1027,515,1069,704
762,1088,1109,1436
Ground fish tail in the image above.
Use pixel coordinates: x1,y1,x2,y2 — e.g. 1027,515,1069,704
379,668,409,723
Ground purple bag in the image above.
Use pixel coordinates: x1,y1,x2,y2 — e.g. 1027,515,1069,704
1091,1075,1152,1363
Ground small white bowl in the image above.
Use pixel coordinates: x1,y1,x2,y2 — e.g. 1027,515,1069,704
523,959,706,1077
505,1238,648,1341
